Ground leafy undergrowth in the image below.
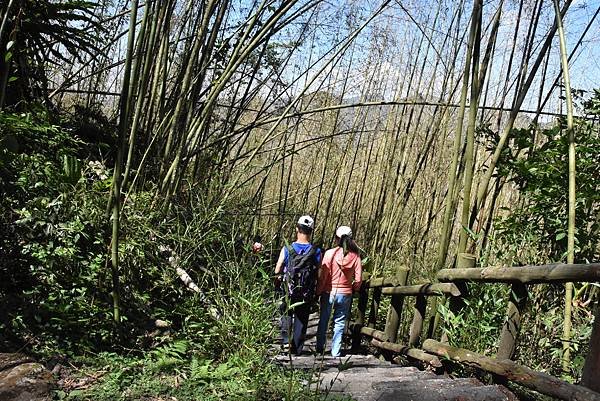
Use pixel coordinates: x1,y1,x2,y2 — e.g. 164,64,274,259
45,263,321,401
52,284,320,401
56,348,315,401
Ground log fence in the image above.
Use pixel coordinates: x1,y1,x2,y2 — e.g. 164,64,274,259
349,262,600,400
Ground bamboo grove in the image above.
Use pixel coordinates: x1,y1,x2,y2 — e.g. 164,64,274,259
2,0,599,381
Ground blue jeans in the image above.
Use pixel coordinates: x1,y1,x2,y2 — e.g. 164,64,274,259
280,300,310,355
316,292,352,357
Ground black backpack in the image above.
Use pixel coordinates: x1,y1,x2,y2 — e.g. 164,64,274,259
284,245,318,303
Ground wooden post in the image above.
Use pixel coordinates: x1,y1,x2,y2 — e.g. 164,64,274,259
426,297,439,339
384,293,404,343
352,277,370,350
355,272,370,326
457,252,476,269
440,255,474,344
383,268,408,343
440,282,468,344
408,295,426,347
582,304,600,393
368,287,382,329
497,283,528,360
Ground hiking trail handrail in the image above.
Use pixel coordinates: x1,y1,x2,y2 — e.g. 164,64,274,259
350,261,600,401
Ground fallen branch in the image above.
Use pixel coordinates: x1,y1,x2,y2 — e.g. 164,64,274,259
160,245,220,319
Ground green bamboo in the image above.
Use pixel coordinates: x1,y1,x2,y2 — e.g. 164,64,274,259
434,0,473,271
473,0,573,223
122,0,157,189
552,0,576,373
456,0,482,255
110,0,139,325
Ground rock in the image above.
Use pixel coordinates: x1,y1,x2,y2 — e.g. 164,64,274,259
154,319,171,328
0,354,33,372
51,364,62,375
0,354,54,401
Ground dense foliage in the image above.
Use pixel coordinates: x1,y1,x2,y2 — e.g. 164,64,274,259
440,92,600,380
0,1,102,107
0,106,317,399
1,0,600,398
495,121,600,265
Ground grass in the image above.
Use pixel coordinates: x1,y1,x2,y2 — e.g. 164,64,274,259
57,350,314,401
51,258,324,401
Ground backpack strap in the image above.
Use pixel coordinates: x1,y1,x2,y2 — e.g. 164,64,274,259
297,245,316,266
284,245,295,274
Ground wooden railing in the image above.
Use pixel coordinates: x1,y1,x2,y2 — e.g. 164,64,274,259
350,262,600,401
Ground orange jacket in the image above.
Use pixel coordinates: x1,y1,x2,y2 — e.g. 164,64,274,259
317,247,362,296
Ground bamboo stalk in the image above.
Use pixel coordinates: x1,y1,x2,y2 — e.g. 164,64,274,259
434,0,474,272
473,0,573,222
552,0,577,373
109,0,140,325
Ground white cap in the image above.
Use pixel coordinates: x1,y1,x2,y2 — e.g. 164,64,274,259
336,226,352,238
297,215,314,229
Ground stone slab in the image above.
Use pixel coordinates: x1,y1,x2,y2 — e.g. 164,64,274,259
0,361,54,401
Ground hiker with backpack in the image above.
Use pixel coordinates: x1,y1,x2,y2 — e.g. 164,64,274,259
274,215,321,355
316,226,362,357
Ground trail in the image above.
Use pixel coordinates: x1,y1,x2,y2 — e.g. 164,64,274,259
272,313,516,401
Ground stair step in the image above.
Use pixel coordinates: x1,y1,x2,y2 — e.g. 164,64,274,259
270,313,518,400
373,377,516,401
274,353,390,370
314,370,440,393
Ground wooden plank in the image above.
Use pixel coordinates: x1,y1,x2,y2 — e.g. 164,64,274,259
423,339,600,401
369,276,407,287
355,325,388,342
496,283,528,360
582,305,600,393
408,295,426,347
370,339,442,368
437,263,600,284
382,283,462,297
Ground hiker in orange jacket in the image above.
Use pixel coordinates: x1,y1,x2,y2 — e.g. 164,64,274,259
316,226,362,357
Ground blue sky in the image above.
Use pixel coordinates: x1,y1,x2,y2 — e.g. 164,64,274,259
266,0,600,120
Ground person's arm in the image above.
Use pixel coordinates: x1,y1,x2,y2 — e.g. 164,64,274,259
274,247,286,275
352,256,363,292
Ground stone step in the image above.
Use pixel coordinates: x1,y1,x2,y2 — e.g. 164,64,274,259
314,368,438,393
314,368,518,401
270,316,518,401
0,354,54,401
367,377,516,401
274,353,391,370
